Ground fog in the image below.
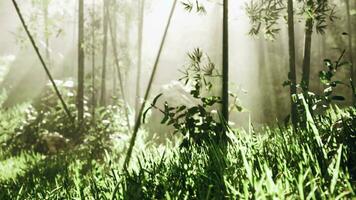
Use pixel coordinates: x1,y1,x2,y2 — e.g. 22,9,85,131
0,0,353,127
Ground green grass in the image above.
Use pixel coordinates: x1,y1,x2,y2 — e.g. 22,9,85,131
0,152,41,181
0,91,30,146
0,106,355,199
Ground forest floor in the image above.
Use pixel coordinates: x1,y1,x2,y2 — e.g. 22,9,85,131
0,96,355,199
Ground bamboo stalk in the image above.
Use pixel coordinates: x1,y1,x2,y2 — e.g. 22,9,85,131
100,0,109,106
287,0,297,126
222,0,229,122
135,0,145,122
106,3,132,132
77,0,85,123
11,0,74,122
123,0,178,169
91,0,96,121
345,0,355,104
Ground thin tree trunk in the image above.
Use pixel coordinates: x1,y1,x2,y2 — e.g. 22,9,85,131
222,0,229,123
77,0,85,123
258,38,274,121
91,0,96,121
287,0,297,125
11,0,73,121
301,17,313,91
135,0,145,122
123,8,131,87
43,0,50,67
345,0,355,103
112,0,117,100
113,65,117,98
106,3,131,132
100,0,109,106
123,0,178,170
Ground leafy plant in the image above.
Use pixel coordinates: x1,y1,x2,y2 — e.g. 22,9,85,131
283,51,353,124
144,48,242,147
1,106,355,199
3,80,129,158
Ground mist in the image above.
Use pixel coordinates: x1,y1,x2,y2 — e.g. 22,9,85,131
0,0,355,198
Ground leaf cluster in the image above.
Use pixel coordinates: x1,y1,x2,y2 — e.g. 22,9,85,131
284,51,354,124
144,48,233,147
246,0,284,39
181,0,206,14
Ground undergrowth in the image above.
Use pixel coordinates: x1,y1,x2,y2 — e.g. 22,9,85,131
0,106,354,199
0,49,356,199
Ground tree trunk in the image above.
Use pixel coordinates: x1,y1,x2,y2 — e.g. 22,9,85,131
43,0,50,67
345,0,355,103
301,17,313,92
91,0,96,121
124,9,131,87
222,0,229,122
135,0,145,121
77,0,85,123
287,0,297,125
100,0,109,106
106,1,131,131
112,0,117,100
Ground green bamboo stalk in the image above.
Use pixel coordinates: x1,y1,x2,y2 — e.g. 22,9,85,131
11,0,74,122
106,3,131,132
123,0,178,169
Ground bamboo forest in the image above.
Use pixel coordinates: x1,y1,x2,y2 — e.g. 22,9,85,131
0,0,355,199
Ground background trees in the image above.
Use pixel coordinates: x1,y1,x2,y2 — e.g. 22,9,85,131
1,0,355,198
4,0,354,135
3,0,353,128
247,0,343,124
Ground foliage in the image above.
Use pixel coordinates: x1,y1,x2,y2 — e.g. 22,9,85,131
246,0,284,39
0,91,30,151
14,0,67,49
0,107,355,199
2,81,130,159
4,81,77,154
298,0,337,34
246,0,336,39
144,48,242,147
284,51,355,124
1,1,355,199
181,0,206,14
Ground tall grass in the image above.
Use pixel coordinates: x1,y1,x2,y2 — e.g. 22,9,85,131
0,105,354,199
